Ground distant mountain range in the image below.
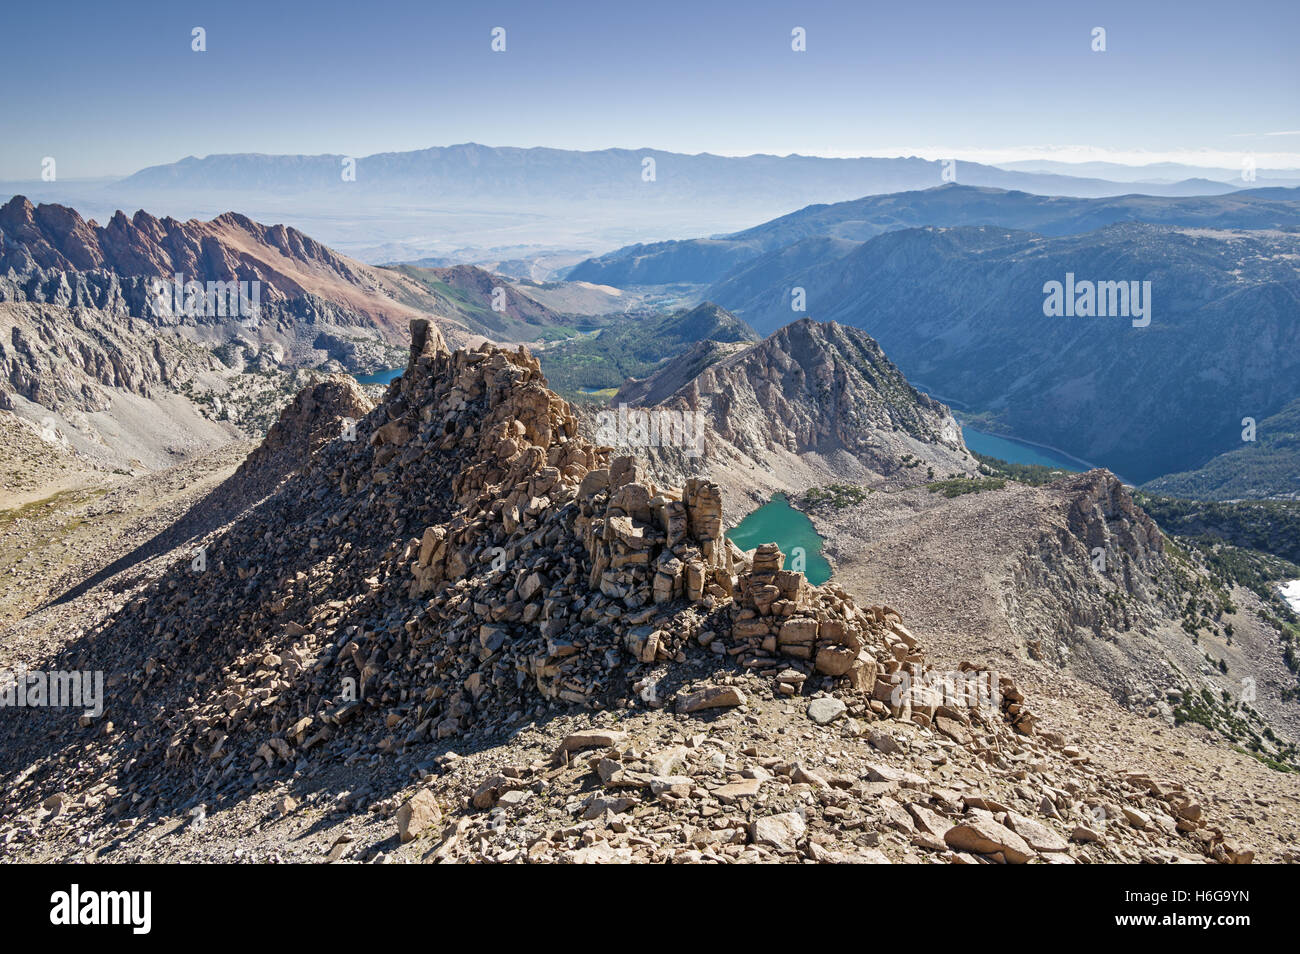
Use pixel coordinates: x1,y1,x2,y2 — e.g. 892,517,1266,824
569,184,1300,285
996,159,1300,187
118,143,1252,203
6,144,1278,266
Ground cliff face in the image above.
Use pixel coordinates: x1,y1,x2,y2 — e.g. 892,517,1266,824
0,300,224,413
1005,471,1178,673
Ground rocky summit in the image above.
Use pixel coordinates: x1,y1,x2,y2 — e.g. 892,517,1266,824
614,318,976,506
0,321,1261,864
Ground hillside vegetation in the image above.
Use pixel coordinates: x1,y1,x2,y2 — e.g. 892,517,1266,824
536,302,757,400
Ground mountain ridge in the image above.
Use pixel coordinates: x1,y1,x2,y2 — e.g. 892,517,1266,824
568,184,1300,286
0,318,1267,865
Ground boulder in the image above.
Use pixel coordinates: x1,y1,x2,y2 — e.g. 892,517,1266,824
396,790,441,843
944,817,1036,863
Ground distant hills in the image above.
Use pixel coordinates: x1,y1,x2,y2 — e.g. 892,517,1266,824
382,263,568,342
996,159,1300,187
569,184,1300,285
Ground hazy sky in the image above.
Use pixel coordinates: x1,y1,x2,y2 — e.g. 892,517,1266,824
3,0,1297,179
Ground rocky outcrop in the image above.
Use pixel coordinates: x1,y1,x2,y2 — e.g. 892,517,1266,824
214,375,375,513
0,322,1256,866
1065,470,1165,564
1006,470,1179,675
1,322,989,790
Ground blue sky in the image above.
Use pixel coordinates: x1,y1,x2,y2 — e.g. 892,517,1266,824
3,0,1297,178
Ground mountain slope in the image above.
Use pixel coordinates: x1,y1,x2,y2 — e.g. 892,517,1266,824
1143,398,1300,500
380,263,569,342
0,299,245,470
807,468,1300,756
613,338,754,407
0,196,586,473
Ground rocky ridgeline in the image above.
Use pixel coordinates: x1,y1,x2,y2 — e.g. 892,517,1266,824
0,196,365,307
0,322,1251,863
193,376,375,528
0,195,422,383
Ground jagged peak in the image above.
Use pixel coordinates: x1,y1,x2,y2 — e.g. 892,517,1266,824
0,194,35,219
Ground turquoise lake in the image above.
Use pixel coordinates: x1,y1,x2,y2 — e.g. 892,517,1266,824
728,493,832,585
961,425,1087,472
353,368,403,386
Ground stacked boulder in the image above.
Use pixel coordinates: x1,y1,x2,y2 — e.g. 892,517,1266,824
722,541,1039,732
577,459,732,611
729,543,878,689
